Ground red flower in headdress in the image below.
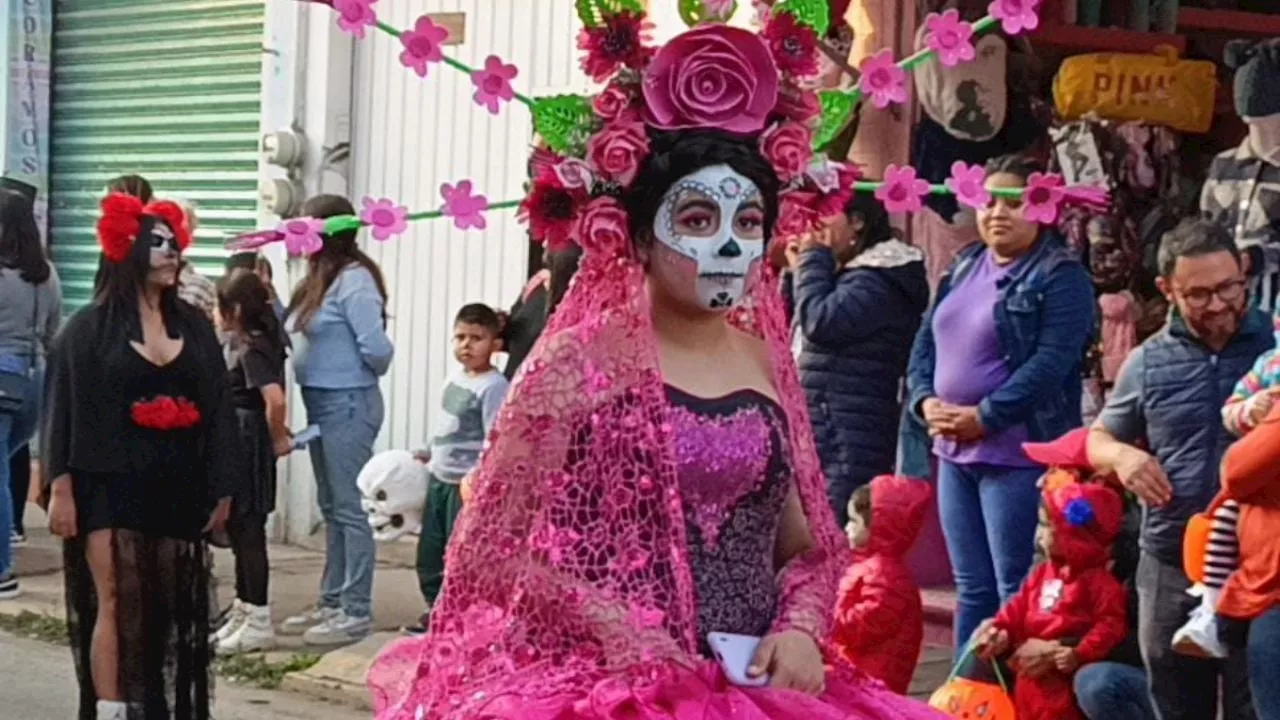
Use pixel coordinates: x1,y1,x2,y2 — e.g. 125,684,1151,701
762,10,819,78
131,395,202,431
519,165,588,253
577,10,654,83
97,194,192,263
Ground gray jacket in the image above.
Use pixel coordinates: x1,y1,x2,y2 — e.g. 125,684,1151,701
0,264,63,364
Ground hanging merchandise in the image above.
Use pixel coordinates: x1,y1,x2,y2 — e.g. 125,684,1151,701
913,24,1008,143
1051,123,1110,190
1052,46,1218,134
1202,38,1280,311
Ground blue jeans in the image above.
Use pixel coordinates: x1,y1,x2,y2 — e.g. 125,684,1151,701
302,386,384,618
0,362,40,578
1249,606,1280,720
937,460,1041,657
1075,662,1157,720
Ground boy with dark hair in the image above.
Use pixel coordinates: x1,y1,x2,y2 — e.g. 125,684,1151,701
410,303,508,630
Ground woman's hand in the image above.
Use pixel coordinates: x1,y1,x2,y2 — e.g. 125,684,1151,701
924,401,985,441
204,497,232,535
272,433,294,458
748,630,826,695
47,475,77,539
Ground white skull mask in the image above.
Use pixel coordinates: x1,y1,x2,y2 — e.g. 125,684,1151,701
653,164,765,311
357,450,429,541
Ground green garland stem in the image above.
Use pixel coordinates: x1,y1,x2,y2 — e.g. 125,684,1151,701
852,180,1025,198
403,199,522,222
375,20,535,109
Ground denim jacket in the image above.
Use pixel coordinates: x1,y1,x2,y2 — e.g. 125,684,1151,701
906,238,1095,443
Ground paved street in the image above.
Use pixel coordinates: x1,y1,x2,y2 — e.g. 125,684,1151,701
0,630,367,719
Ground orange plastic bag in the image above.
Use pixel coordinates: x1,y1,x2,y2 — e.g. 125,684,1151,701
1053,46,1217,134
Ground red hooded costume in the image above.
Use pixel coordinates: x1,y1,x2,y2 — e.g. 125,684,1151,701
992,477,1128,720
832,475,932,694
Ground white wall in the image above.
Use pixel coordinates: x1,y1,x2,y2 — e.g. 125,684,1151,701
350,0,589,455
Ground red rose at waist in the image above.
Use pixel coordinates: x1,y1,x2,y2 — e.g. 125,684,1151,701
131,395,202,431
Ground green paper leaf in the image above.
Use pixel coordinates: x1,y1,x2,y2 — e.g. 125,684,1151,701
323,215,363,236
532,94,597,157
775,0,831,38
577,0,645,28
678,0,738,27
813,89,859,151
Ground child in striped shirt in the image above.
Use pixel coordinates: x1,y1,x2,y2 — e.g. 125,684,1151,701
1173,311,1279,658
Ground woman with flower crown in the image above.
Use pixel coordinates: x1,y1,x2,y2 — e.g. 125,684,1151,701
365,13,945,720
42,194,240,720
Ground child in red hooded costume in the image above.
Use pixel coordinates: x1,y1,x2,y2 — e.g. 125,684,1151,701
973,465,1128,720
832,475,933,694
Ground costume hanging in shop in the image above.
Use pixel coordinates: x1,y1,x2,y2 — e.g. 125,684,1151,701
1202,38,1280,310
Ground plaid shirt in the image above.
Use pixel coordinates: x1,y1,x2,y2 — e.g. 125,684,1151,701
178,264,216,320
1201,141,1280,310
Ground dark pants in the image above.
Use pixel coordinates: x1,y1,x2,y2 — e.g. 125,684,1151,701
1136,552,1254,720
228,512,269,606
416,478,464,606
1075,662,1157,720
9,443,28,535
1243,606,1280,720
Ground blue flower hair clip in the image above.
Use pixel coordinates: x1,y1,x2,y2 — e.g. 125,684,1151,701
1064,497,1096,528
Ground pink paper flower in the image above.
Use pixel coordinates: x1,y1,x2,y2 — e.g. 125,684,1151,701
857,49,908,109
441,180,489,231
1020,172,1066,224
703,0,736,20
776,190,821,239
1063,184,1111,212
875,165,932,214
989,0,1041,35
226,228,284,252
774,82,820,125
360,197,408,241
577,10,654,83
587,120,651,187
642,25,779,134
399,15,449,78
925,10,976,67
278,217,325,255
576,197,631,259
593,82,638,122
946,162,991,210
333,0,376,39
553,157,595,190
471,55,518,115
759,121,813,183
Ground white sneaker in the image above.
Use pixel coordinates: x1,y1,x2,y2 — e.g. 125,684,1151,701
302,610,373,647
217,604,277,655
212,599,248,644
95,699,127,720
1173,600,1227,659
10,531,27,547
279,605,341,637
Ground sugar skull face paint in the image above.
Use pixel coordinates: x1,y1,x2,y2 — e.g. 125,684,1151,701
148,220,179,266
652,164,765,311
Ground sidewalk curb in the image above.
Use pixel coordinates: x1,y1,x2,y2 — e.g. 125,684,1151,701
279,632,395,711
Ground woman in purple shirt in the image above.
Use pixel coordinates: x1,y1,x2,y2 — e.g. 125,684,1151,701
905,155,1095,656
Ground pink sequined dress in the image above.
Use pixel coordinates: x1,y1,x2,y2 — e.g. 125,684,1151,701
366,244,944,720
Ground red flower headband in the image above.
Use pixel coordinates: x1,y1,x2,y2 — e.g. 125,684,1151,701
96,192,192,264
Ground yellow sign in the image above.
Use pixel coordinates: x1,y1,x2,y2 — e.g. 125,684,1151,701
1053,46,1217,134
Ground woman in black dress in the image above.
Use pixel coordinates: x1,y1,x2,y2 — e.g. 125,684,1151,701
211,269,289,655
42,193,239,720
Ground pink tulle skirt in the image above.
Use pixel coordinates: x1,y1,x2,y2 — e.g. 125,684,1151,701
370,638,946,720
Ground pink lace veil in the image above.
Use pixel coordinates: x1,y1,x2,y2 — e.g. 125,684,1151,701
367,134,851,719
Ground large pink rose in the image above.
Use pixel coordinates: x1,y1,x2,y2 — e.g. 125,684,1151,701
642,25,779,134
576,197,631,259
587,121,650,187
759,122,813,183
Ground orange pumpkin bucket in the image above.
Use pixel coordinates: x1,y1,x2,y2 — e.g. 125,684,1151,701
1183,493,1227,584
929,643,1016,719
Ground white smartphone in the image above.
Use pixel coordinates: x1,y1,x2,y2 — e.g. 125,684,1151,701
707,632,769,688
291,424,321,450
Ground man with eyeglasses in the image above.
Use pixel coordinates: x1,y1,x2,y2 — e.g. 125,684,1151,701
1086,218,1268,720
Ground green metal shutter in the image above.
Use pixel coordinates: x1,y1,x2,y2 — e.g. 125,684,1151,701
48,0,265,311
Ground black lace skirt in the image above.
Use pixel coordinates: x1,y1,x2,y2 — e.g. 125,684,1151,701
63,526,213,719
